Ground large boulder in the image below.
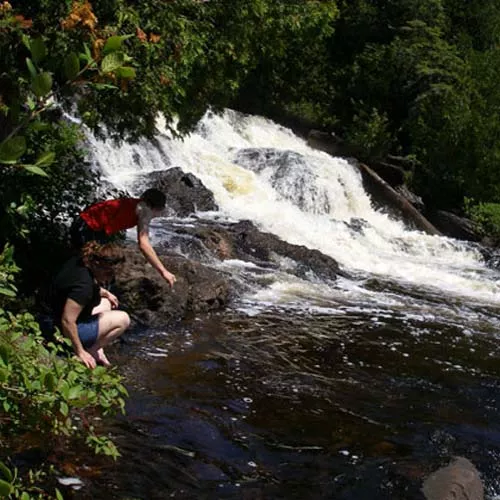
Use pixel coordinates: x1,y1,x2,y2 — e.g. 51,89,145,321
172,219,343,281
422,457,483,500
426,210,481,242
136,167,218,216
113,245,229,327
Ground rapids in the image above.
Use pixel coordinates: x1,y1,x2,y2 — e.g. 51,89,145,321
74,110,500,499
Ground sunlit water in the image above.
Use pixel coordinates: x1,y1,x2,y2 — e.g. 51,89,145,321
72,110,500,499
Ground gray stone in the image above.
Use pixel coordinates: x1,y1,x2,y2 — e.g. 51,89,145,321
114,245,229,327
422,457,483,500
136,167,218,216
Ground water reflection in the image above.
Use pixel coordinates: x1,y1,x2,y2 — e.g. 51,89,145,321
72,292,500,499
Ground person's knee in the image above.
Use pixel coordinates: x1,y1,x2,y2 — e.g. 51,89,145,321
92,297,112,315
120,311,130,330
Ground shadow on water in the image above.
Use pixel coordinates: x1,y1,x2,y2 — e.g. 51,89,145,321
73,293,500,500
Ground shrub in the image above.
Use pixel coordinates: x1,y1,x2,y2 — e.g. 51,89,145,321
464,200,500,239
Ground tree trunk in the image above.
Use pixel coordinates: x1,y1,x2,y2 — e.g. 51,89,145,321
358,162,442,236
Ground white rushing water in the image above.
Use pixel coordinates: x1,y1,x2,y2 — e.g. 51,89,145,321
85,109,500,308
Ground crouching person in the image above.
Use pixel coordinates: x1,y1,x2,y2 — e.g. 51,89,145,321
52,241,130,369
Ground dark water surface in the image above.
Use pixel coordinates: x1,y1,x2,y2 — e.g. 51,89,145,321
74,294,500,499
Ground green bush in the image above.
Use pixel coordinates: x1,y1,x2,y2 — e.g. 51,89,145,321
0,310,127,448
0,245,127,498
344,106,394,161
464,200,500,238
0,306,127,496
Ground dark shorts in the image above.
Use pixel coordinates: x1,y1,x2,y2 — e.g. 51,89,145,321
77,315,99,348
70,216,109,249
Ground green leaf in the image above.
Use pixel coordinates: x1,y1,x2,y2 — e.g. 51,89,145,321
44,372,56,391
84,42,92,59
101,52,126,74
0,345,10,364
29,121,50,131
0,287,16,297
21,492,30,500
0,479,13,497
31,72,53,97
0,136,26,163
26,96,36,111
59,380,70,399
35,151,55,167
0,461,13,483
68,385,82,400
64,52,80,80
23,165,49,177
115,66,136,79
26,57,37,78
103,35,133,54
55,488,64,500
21,34,31,51
60,401,69,417
30,37,47,64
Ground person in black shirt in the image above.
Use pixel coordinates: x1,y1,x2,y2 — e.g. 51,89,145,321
52,241,130,369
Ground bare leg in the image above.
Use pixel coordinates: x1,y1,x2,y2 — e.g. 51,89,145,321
87,346,111,366
88,310,130,366
89,298,115,365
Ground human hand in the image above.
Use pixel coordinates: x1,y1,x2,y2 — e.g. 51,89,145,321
77,350,96,369
105,291,119,309
101,288,119,308
161,270,176,288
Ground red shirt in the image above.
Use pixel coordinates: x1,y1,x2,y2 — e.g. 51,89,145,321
80,198,141,235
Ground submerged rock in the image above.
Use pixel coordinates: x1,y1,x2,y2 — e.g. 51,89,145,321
422,457,483,500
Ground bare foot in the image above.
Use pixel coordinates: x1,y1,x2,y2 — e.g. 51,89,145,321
89,347,111,367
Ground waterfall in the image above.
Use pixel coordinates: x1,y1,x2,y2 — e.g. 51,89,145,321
85,109,500,308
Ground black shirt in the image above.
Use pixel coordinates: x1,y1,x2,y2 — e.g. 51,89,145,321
52,256,100,324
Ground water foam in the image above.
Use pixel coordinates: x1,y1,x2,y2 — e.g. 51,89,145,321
87,109,500,306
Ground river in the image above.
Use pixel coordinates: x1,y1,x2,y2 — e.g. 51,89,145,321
75,110,500,499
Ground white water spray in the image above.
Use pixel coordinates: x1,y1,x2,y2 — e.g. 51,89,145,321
86,109,500,306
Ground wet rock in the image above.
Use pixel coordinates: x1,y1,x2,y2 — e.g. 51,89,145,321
307,129,346,156
174,219,342,281
422,457,483,500
137,167,218,216
114,245,229,327
426,211,481,242
394,184,425,212
234,148,305,174
481,246,500,269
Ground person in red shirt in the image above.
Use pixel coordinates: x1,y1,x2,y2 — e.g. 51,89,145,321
70,188,176,288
